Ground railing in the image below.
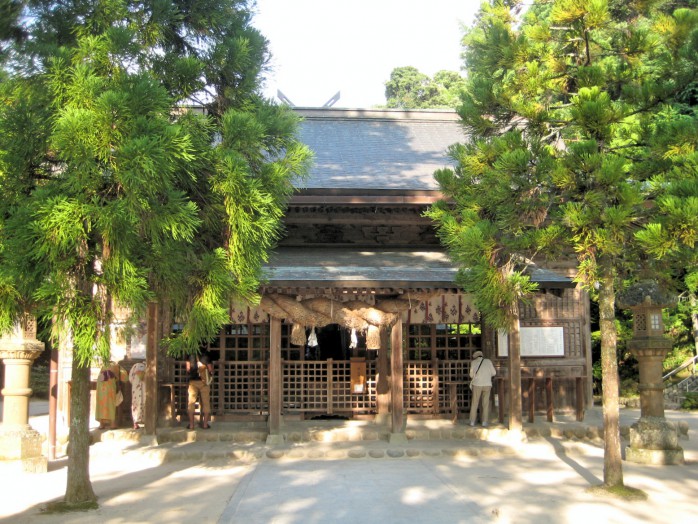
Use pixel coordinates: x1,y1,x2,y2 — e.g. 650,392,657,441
662,354,698,382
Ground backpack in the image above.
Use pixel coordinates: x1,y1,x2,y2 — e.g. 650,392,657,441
198,361,213,386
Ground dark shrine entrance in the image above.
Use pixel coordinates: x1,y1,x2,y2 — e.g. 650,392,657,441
306,324,365,361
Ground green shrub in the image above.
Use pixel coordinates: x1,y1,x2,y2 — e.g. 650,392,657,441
620,377,639,398
681,392,698,410
663,345,695,374
30,364,50,399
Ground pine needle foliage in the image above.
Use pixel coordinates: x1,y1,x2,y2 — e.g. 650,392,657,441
429,0,698,488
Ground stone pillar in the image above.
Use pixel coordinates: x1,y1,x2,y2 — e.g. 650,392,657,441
619,282,684,465
0,317,47,473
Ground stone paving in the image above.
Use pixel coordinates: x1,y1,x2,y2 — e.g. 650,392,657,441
1,403,697,523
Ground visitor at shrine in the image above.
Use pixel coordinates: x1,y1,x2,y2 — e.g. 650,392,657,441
129,361,146,430
186,347,214,430
96,361,126,430
469,350,496,427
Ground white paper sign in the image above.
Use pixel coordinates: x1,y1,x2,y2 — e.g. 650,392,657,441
497,327,565,357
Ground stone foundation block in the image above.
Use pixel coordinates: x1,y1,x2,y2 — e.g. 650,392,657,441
0,427,47,473
625,446,684,465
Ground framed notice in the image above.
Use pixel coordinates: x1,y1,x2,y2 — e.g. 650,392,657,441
497,329,508,357
497,327,565,357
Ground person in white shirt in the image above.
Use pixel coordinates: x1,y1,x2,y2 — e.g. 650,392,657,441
469,350,497,427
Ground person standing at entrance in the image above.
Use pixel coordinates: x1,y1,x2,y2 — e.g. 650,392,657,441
96,361,126,430
186,347,214,430
469,350,496,427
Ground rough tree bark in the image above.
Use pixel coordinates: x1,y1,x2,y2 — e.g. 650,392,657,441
599,266,624,487
64,358,96,504
508,301,523,432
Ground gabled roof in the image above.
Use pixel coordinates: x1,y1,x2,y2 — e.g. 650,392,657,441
295,108,466,191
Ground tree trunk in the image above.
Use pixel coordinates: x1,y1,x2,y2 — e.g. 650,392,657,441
599,266,624,487
690,292,698,372
508,303,523,431
64,356,96,504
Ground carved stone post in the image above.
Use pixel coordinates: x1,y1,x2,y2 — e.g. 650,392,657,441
0,317,47,472
619,282,684,465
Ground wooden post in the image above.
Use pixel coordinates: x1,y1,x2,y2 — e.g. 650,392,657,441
497,377,505,423
575,377,585,422
268,317,281,435
390,321,404,434
449,383,458,423
327,358,334,415
144,301,159,435
376,328,390,418
527,378,535,423
546,377,554,422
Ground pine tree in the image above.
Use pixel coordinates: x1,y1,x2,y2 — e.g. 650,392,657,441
0,0,310,506
430,0,698,490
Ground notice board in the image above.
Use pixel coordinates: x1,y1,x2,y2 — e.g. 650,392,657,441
497,327,565,357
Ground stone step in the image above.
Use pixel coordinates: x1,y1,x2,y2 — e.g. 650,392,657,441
87,418,690,464
91,422,609,446
89,439,523,463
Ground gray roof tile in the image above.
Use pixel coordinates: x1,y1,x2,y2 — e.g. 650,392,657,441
295,109,466,191
264,248,574,288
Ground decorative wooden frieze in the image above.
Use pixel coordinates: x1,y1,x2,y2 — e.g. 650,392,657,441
403,293,480,324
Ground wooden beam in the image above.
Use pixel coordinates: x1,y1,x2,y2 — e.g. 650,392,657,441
390,322,404,433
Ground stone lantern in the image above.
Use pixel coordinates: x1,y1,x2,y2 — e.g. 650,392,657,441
0,316,47,472
618,281,684,465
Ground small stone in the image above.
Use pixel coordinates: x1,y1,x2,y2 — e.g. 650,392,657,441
266,449,285,459
348,449,366,458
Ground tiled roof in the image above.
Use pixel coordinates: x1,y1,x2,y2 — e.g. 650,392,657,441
264,248,574,289
294,108,466,191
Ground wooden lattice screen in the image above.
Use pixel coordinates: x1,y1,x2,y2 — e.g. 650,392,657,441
282,360,378,415
217,362,268,413
164,321,481,419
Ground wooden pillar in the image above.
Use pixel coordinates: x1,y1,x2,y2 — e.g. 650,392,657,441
497,377,505,423
575,377,585,422
376,328,390,418
268,317,282,435
144,301,159,435
527,378,535,423
546,377,554,422
390,321,404,434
